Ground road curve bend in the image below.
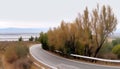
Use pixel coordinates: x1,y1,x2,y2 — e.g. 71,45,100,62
29,44,120,69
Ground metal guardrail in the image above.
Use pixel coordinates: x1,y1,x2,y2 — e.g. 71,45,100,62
55,50,120,63
70,54,120,63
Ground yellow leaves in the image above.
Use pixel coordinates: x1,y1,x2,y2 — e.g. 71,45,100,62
47,5,117,56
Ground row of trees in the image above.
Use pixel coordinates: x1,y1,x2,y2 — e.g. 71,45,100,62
18,36,38,41
39,5,117,58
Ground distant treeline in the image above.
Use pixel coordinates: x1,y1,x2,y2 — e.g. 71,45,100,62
18,36,38,42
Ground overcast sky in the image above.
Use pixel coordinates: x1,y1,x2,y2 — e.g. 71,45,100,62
0,0,119,29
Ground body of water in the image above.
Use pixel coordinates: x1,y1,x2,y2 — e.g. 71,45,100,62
0,33,40,41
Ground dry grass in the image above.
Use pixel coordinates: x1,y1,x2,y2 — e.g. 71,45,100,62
0,41,40,69
0,41,39,53
3,56,41,69
30,64,38,69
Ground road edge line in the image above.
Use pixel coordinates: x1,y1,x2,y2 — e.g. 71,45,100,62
29,45,57,69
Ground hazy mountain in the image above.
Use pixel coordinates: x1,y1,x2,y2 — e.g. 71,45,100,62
0,28,48,34
0,27,119,37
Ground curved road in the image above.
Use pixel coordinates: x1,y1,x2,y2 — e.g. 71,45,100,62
30,44,120,69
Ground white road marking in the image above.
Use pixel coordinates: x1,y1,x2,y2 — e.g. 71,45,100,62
29,44,120,69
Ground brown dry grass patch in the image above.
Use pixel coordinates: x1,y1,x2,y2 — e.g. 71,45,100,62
0,41,40,69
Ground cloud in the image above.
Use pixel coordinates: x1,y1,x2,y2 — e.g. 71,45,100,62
0,20,60,28
0,0,119,30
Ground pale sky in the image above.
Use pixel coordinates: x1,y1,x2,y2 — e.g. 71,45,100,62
0,0,119,29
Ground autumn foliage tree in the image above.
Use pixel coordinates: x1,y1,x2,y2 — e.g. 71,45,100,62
91,5,117,57
43,5,117,57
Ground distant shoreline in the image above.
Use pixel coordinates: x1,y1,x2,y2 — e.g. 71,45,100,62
0,33,39,35
0,33,39,41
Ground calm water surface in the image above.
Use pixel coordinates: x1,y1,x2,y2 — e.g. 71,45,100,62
0,33,39,41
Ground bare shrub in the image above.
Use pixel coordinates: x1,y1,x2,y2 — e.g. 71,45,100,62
4,45,29,63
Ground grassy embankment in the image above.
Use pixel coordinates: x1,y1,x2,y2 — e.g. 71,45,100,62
0,41,40,69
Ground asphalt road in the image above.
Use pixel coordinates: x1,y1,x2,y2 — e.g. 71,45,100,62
30,44,120,69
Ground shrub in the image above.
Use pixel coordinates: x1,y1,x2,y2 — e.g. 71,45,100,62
15,58,32,69
29,36,34,41
4,46,29,63
39,32,49,50
112,38,120,46
112,44,120,58
18,36,23,41
4,46,18,63
49,46,55,52
35,37,38,42
99,42,113,54
15,46,29,58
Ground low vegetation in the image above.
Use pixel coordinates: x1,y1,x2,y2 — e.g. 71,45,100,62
112,38,120,46
0,41,39,69
18,36,23,41
0,41,37,53
4,45,32,69
112,44,120,59
39,32,49,50
29,36,34,41
4,45,29,63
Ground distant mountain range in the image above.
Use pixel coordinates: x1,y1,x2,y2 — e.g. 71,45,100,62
0,28,120,38
0,28,48,33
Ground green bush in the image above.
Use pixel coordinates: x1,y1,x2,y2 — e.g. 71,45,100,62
112,44,120,58
49,46,55,52
112,38,120,46
39,32,49,50
35,37,38,42
18,36,23,41
29,36,34,41
99,42,113,54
